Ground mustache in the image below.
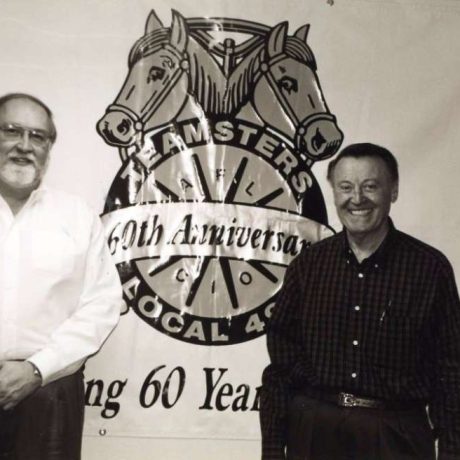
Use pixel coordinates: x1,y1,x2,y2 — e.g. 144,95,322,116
8,154,39,167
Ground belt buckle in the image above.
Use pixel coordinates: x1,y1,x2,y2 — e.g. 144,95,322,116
338,392,356,407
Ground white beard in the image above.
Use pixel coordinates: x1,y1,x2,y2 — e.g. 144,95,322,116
0,162,41,190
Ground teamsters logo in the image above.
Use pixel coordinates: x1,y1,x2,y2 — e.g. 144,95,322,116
97,10,343,345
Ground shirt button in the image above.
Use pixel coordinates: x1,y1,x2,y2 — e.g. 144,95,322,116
351,372,357,378
358,273,364,278
352,340,359,346
374,263,379,269
354,305,360,311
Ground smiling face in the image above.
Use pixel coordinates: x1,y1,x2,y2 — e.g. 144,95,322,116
330,156,398,243
0,98,53,199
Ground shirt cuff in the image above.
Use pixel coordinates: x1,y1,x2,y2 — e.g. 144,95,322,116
27,348,83,386
27,349,59,385
25,360,43,382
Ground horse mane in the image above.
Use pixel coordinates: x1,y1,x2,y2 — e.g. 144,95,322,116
224,42,266,115
128,29,169,66
284,36,317,71
186,37,228,115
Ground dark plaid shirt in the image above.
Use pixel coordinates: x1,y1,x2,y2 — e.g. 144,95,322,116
261,222,460,460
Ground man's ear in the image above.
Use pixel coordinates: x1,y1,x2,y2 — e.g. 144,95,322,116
391,182,399,203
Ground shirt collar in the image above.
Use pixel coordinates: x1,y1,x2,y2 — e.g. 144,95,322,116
0,183,48,215
341,218,397,268
28,184,48,204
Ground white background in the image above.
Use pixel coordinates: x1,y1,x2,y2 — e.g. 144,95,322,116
1,0,460,458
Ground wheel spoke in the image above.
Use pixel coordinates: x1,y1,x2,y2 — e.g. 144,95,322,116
152,180,180,201
219,258,239,309
148,256,182,277
247,260,278,283
254,188,284,206
192,154,212,201
185,256,211,306
225,157,248,203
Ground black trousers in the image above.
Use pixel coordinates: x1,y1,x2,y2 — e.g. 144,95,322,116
286,394,436,460
0,370,85,460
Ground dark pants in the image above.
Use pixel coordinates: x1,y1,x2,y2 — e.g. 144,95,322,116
286,394,436,460
0,370,85,460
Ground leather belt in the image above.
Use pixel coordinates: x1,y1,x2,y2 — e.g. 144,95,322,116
302,388,424,410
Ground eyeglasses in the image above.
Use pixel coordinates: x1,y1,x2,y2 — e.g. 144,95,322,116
0,124,52,148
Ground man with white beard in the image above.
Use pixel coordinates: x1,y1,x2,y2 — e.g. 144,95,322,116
0,93,122,460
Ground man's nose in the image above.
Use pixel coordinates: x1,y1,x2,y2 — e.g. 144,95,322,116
350,186,364,203
16,131,33,152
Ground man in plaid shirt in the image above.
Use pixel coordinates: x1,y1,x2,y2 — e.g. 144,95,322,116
260,143,460,460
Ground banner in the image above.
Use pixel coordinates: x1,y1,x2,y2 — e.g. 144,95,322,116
2,1,460,458
88,7,341,439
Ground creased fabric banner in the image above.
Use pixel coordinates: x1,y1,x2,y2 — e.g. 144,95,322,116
1,0,460,456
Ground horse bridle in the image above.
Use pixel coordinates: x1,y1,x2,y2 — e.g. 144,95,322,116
258,53,337,159
107,43,190,135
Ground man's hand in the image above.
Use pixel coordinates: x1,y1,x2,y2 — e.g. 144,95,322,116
0,361,42,410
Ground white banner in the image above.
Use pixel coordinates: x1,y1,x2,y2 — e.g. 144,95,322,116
1,1,460,458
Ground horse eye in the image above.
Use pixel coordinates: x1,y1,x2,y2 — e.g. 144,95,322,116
278,76,298,95
147,66,165,83
161,57,175,69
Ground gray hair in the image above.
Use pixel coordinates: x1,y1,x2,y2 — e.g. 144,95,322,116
0,93,57,143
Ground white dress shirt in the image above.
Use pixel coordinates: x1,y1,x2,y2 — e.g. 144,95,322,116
0,186,122,385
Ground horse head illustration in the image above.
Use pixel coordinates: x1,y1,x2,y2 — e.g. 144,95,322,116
97,10,190,147
97,10,231,149
228,21,343,161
